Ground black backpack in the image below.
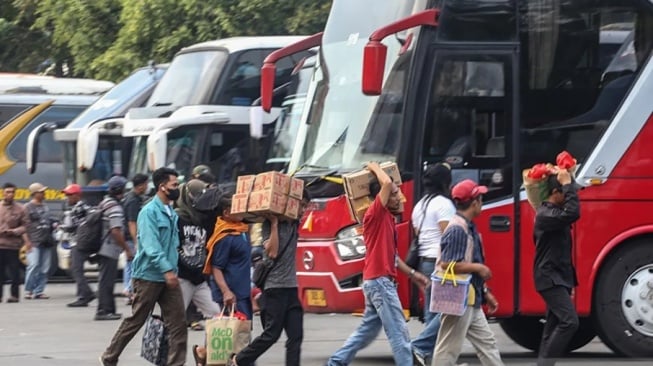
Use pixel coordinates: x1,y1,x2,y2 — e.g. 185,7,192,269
76,200,119,253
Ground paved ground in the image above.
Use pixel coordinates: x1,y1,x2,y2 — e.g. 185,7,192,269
0,284,651,365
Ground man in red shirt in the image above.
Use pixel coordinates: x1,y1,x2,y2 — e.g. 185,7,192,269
326,162,430,366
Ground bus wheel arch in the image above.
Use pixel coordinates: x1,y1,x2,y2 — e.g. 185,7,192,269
592,236,653,357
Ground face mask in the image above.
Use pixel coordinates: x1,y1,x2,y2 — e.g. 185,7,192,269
165,188,180,201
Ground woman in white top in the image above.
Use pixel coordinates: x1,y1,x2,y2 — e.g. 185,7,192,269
410,163,455,365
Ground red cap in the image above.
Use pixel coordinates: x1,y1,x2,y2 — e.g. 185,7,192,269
62,184,82,195
451,179,488,201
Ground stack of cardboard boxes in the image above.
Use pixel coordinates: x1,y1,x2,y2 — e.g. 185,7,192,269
231,171,305,221
342,162,402,223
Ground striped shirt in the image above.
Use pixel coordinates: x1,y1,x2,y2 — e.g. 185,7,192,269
440,215,485,307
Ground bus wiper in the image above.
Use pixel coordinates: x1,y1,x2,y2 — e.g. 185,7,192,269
152,102,172,107
294,164,334,173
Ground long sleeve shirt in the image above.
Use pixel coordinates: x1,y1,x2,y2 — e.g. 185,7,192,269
0,202,29,250
533,184,581,291
131,196,180,282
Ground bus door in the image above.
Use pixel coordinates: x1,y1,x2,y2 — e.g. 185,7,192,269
419,47,519,317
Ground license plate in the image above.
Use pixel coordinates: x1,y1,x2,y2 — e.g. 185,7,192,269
305,289,327,307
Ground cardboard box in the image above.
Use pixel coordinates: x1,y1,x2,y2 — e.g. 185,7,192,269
253,171,290,193
346,196,373,223
343,162,402,199
236,175,256,194
289,177,304,200
230,193,260,221
248,189,288,215
284,197,301,220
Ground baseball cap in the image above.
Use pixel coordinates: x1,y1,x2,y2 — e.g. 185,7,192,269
192,165,211,176
451,179,488,201
62,184,82,195
107,176,128,190
28,182,48,194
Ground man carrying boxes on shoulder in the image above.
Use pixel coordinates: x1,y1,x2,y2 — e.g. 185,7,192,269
326,162,430,366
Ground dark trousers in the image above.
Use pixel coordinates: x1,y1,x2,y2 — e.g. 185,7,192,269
236,287,303,366
102,279,188,366
97,255,118,314
537,286,579,366
71,247,94,300
0,249,21,300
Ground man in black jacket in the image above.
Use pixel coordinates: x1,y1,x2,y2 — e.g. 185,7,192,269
533,169,580,366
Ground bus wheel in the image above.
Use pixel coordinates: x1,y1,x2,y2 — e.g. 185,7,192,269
500,316,596,352
593,240,653,357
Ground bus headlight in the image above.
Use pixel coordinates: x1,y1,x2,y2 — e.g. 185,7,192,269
335,225,365,261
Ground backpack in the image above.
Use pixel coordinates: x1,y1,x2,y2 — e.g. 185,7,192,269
75,200,119,253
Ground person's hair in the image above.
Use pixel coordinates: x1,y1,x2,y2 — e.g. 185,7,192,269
3,182,16,189
545,174,563,196
218,182,237,212
423,163,452,198
454,197,479,211
131,173,149,187
368,176,395,198
152,167,179,188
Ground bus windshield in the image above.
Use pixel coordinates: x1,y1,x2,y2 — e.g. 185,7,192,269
147,50,228,107
289,0,427,173
67,67,165,129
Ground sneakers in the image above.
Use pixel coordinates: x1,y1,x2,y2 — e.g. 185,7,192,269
6,297,19,303
94,313,122,321
98,355,117,366
68,294,97,307
412,349,427,366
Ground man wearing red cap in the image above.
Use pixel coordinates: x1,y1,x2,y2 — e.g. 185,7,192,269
433,179,504,366
60,184,95,307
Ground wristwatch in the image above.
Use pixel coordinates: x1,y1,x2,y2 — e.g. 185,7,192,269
483,287,491,294
409,269,416,277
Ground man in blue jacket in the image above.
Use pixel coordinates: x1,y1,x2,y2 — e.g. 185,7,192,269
100,167,187,366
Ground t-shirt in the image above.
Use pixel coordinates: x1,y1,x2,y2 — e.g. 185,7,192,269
98,196,125,260
362,196,397,280
122,191,143,242
211,234,251,302
262,221,299,289
411,195,456,259
177,217,208,285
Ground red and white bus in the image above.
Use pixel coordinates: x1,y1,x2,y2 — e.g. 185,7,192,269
261,0,653,357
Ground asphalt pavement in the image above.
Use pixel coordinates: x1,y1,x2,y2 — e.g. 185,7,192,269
0,283,651,365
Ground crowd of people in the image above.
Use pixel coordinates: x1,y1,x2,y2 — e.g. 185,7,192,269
0,160,580,366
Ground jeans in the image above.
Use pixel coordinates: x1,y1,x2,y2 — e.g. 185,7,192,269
327,277,412,366
122,241,135,293
24,246,52,295
236,287,303,366
0,249,21,299
71,247,94,300
411,258,440,359
102,279,187,366
537,286,579,366
97,255,118,315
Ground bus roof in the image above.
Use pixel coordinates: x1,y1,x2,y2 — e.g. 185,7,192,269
178,36,308,55
0,74,114,95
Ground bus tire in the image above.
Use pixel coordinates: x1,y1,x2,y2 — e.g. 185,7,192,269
500,316,596,352
592,239,653,357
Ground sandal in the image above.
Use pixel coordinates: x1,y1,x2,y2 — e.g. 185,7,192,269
34,294,50,299
24,293,33,300
192,345,206,366
190,321,204,331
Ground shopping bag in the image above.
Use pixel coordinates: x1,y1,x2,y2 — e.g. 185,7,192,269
430,262,474,316
141,314,168,366
206,305,252,365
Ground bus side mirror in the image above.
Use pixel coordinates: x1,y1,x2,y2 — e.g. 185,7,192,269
362,41,387,96
261,64,276,113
